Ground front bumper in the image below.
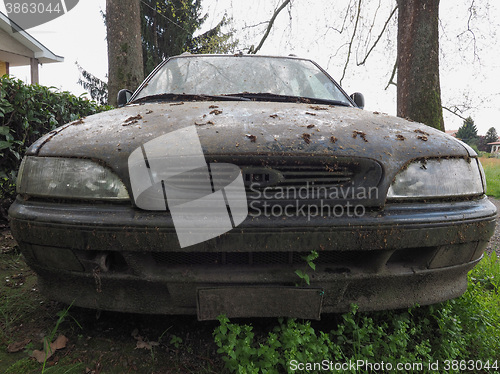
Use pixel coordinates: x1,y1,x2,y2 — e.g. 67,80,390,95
9,196,497,319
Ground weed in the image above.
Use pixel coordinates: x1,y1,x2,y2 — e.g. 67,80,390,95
37,303,81,373
294,250,318,286
170,334,183,349
214,254,500,374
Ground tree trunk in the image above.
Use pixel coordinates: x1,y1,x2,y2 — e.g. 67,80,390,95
106,0,144,107
397,0,444,131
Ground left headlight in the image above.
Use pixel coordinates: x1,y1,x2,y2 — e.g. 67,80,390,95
17,156,130,200
387,158,485,199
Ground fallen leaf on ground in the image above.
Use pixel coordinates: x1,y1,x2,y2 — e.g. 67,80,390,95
7,339,31,353
135,340,160,350
31,335,68,363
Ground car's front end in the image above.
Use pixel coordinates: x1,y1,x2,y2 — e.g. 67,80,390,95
9,55,497,320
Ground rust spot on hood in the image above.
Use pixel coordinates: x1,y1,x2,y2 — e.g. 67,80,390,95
302,133,311,144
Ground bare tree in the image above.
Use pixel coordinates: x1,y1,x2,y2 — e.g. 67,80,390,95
106,0,144,107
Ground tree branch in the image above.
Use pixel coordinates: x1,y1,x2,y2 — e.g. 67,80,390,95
339,0,362,86
384,60,397,90
442,106,468,121
249,0,291,54
358,5,397,66
457,0,479,62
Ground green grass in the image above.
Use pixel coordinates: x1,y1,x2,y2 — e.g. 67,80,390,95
480,157,500,198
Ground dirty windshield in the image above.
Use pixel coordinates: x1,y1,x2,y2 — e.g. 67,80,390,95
133,55,351,105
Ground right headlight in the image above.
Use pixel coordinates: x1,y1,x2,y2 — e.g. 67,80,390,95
387,158,485,199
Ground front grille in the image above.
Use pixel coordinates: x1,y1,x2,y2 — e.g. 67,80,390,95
233,156,383,207
244,165,354,188
151,251,360,267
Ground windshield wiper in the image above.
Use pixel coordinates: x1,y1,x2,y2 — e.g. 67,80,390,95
222,93,352,107
132,93,251,104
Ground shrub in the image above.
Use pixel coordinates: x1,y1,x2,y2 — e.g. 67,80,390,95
0,76,112,221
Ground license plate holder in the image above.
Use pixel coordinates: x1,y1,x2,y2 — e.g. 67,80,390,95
197,286,323,320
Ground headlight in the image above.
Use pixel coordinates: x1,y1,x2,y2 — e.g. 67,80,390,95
387,158,484,199
17,157,129,200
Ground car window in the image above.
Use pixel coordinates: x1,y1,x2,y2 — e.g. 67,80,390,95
134,56,350,104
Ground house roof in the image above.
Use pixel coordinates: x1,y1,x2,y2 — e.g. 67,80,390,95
487,141,500,145
0,11,63,66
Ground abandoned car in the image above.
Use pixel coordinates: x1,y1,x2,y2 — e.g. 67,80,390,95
9,54,497,320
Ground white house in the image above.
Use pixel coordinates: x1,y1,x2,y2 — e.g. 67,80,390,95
0,11,63,83
487,141,500,154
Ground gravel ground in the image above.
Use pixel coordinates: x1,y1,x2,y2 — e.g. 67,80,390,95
486,197,500,256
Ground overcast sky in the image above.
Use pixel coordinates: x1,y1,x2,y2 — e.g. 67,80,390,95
2,0,499,135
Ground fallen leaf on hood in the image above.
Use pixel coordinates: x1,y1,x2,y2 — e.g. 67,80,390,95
414,129,430,136
302,133,311,144
352,130,368,142
308,105,328,111
246,134,257,142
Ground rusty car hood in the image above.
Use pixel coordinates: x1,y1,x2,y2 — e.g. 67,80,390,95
28,101,471,200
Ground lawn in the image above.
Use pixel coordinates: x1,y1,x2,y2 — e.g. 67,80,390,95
480,157,500,198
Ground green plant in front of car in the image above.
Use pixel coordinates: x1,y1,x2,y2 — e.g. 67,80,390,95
214,253,500,373
295,250,318,286
40,302,81,373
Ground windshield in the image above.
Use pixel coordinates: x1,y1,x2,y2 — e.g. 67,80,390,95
133,55,351,105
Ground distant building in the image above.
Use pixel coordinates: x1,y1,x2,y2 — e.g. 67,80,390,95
488,141,500,154
446,130,458,138
0,11,63,83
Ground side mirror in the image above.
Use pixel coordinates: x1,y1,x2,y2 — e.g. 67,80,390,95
117,89,133,107
350,92,365,109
